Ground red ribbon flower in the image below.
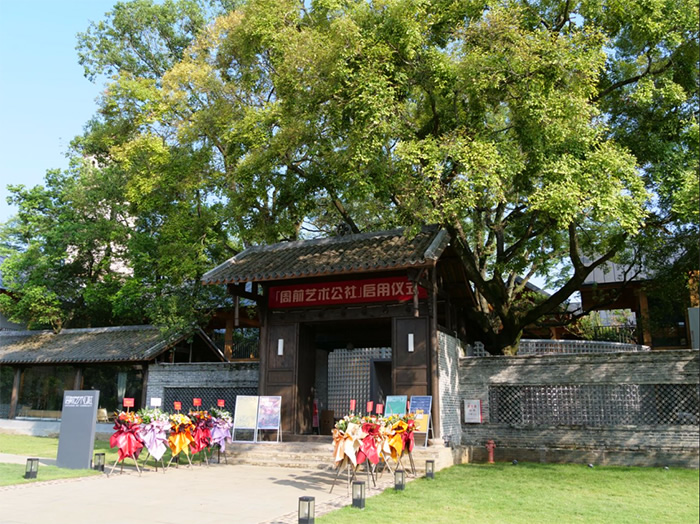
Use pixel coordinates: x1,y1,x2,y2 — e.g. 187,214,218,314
110,424,143,462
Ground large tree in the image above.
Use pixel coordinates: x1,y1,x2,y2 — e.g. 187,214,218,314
0,0,236,332
2,0,697,352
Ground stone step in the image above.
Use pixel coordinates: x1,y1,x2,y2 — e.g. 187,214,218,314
221,441,451,471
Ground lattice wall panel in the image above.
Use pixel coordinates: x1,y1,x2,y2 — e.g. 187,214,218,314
489,384,699,426
327,347,391,416
163,387,257,413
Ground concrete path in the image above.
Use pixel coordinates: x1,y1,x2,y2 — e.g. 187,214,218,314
0,454,398,524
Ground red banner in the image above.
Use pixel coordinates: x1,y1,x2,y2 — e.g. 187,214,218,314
174,401,182,411
217,399,225,408
193,398,202,407
122,398,134,408
268,276,426,309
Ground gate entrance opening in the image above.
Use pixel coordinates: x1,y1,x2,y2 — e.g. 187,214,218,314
302,319,392,434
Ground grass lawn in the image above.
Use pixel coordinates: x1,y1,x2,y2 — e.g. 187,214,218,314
0,463,101,487
318,462,700,524
0,433,120,462
0,433,212,484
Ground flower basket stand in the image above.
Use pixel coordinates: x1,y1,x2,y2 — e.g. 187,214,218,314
109,453,141,476
140,450,167,473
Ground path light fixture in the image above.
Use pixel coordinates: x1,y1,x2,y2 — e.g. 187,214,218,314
394,468,406,491
24,458,39,479
352,480,366,509
298,496,315,524
425,460,435,479
93,453,105,472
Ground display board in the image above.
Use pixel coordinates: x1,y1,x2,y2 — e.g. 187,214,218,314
385,395,408,417
257,396,282,429
233,395,259,442
256,396,282,442
409,396,432,430
56,390,100,469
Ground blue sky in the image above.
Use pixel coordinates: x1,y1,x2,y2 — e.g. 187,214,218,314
0,0,118,223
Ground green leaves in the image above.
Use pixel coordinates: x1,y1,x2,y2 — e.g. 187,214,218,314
2,0,695,351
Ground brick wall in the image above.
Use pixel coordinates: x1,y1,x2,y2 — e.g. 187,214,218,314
438,331,464,443
146,362,259,402
458,350,699,467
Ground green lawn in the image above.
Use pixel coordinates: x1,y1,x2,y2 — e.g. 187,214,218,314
0,433,120,462
318,462,700,524
0,463,102,486
0,433,213,485
0,434,64,457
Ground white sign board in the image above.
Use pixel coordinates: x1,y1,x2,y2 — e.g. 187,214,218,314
464,399,482,423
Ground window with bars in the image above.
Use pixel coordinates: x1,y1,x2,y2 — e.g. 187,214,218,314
489,384,699,426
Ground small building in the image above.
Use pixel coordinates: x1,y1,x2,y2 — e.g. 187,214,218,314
203,226,473,437
579,261,694,349
0,325,224,419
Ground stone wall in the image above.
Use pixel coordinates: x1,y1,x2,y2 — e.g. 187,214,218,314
458,350,699,467
146,362,259,403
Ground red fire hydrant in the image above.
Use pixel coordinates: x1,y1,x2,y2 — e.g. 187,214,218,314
486,440,496,464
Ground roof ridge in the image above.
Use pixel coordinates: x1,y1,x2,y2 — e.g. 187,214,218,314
0,325,157,337
0,329,52,337
241,227,408,257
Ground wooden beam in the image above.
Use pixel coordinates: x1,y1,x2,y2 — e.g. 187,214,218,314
73,367,83,390
430,265,441,439
227,283,262,302
225,317,234,360
140,365,149,409
9,368,21,419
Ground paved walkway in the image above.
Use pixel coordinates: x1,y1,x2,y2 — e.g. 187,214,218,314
0,454,398,524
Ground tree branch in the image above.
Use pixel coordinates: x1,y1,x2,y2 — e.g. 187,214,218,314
594,51,674,102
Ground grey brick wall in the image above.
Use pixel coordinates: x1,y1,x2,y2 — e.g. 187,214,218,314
146,362,259,402
458,350,699,466
438,331,464,443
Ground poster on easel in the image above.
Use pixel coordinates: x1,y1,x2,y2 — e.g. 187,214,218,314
385,395,408,417
232,395,259,442
409,395,433,447
256,396,282,443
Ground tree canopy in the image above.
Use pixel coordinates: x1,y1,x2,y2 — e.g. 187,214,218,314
1,0,697,352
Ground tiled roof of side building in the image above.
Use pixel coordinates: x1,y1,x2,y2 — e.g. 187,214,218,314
202,226,450,286
0,325,188,365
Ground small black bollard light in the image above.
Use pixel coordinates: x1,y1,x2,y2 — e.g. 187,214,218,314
352,481,366,509
93,452,106,472
394,468,406,491
24,458,39,479
298,496,315,524
425,460,435,479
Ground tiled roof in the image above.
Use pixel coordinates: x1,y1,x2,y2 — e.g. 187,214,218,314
0,325,181,365
202,226,450,285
